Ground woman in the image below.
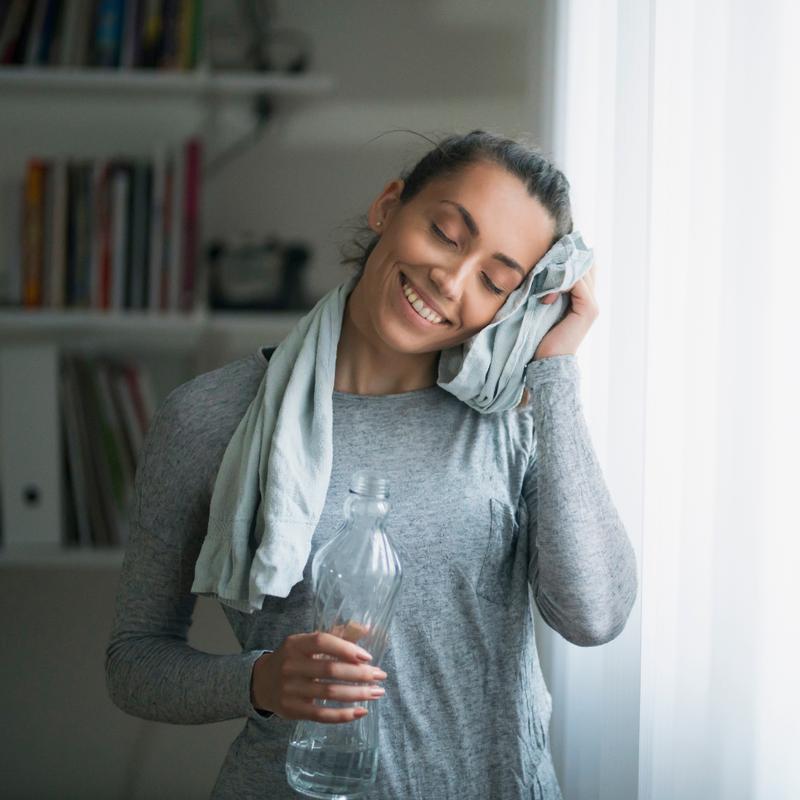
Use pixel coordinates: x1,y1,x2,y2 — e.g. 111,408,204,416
105,130,638,799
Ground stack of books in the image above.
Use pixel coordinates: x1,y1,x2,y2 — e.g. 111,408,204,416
4,136,203,313
0,0,204,70
60,352,156,547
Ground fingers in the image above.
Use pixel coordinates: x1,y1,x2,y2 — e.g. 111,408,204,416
289,701,372,724
329,620,372,644
298,630,372,663
542,261,598,305
288,675,386,704
296,656,386,685
266,630,390,725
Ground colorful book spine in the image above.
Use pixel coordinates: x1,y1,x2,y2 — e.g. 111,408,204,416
1,0,35,64
23,159,47,307
138,0,163,68
181,137,201,311
92,0,125,67
14,136,202,313
1,0,202,69
147,144,166,310
60,353,157,547
49,158,68,308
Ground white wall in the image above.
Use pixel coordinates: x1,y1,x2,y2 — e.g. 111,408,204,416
0,2,557,797
203,0,555,304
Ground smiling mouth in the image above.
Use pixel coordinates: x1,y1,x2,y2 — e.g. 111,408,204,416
400,272,451,325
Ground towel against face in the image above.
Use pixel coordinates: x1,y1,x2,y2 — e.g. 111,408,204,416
437,230,594,411
190,231,594,611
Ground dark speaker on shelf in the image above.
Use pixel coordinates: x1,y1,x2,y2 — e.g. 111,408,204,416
206,235,312,312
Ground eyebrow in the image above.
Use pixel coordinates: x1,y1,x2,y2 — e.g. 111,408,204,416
439,200,527,278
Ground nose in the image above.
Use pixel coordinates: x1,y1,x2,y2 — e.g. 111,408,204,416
429,256,477,301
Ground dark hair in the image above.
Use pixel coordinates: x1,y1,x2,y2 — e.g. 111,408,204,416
339,129,573,410
339,128,573,279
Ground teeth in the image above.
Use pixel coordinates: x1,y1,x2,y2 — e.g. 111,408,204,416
402,279,445,324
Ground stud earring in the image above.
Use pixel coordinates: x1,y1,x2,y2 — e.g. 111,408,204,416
376,221,383,227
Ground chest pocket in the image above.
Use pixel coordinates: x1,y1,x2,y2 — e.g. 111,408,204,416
476,497,521,608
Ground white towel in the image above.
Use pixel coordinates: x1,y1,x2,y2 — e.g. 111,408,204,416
190,231,594,612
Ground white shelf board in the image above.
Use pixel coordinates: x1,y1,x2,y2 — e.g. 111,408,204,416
0,542,125,568
0,307,308,350
0,307,206,351
0,66,335,98
0,306,207,331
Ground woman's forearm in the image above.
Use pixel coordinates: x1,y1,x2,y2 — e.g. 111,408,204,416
524,355,638,646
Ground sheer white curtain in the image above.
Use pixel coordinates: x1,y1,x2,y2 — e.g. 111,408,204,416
539,1,800,798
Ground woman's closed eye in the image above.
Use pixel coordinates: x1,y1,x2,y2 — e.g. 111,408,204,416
430,222,457,249
430,223,505,296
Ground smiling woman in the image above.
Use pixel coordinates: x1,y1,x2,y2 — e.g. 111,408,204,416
336,129,575,401
105,128,637,800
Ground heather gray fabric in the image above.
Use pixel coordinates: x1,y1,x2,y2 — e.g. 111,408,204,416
105,345,638,800
192,231,593,612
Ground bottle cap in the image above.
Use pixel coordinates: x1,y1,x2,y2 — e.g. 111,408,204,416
350,469,390,499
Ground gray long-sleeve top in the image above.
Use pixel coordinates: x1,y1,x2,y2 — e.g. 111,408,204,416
105,347,638,800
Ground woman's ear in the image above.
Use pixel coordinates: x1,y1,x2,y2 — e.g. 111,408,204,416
369,178,405,230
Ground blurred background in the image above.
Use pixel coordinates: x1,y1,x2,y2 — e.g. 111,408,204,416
1,0,798,798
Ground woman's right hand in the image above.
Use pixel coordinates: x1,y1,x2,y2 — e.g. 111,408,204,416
251,631,388,723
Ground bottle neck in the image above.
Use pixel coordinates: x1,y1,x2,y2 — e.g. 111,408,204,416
343,493,390,527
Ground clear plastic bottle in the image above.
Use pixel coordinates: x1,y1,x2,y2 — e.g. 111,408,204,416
285,469,404,799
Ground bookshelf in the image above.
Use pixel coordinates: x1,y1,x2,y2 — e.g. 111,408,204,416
0,307,307,351
0,309,309,566
0,65,334,98
0,6,334,566
0,307,307,570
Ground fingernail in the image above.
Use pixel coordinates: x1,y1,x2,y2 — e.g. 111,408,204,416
356,648,373,661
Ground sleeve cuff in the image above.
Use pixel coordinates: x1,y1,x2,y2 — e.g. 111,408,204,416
524,354,580,388
244,649,275,721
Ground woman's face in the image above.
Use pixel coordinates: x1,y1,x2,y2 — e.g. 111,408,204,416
357,159,556,352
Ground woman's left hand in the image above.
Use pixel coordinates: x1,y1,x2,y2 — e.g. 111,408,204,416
532,262,599,360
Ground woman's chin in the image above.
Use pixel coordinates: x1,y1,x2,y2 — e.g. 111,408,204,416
377,319,444,354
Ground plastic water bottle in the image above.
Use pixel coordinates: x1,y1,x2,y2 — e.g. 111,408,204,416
285,469,404,799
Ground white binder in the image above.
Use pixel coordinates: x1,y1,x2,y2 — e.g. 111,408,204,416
0,343,64,547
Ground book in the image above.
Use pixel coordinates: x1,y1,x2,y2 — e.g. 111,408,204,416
119,0,140,68
90,159,110,309
181,137,201,311
49,157,68,309
94,358,133,545
23,158,47,307
13,135,201,312
71,355,119,545
0,0,35,65
168,143,183,311
60,358,93,547
42,0,66,65
108,359,143,463
64,160,94,308
1,176,23,305
60,354,156,548
41,156,55,305
92,0,125,68
23,0,49,66
58,0,92,67
109,160,132,311
147,143,167,310
128,159,152,309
